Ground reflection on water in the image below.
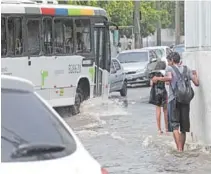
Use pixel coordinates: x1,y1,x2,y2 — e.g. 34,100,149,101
64,88,211,174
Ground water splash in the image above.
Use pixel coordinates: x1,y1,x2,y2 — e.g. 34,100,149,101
79,97,128,119
142,136,153,147
76,130,110,138
111,132,125,141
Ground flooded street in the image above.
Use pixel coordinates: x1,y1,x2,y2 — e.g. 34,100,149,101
64,86,211,174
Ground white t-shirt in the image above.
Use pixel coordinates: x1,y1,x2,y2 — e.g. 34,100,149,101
165,83,170,97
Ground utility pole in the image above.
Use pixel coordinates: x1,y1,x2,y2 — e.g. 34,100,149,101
133,0,141,48
175,0,180,45
156,1,161,46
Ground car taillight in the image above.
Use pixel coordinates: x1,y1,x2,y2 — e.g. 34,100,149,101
101,168,108,174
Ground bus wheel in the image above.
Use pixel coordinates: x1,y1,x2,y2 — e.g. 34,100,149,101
71,87,83,115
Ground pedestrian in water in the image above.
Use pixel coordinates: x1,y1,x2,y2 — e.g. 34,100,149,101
166,55,182,132
149,61,168,135
152,52,199,152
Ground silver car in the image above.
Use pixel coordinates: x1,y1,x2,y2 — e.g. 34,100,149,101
109,58,127,96
116,49,160,86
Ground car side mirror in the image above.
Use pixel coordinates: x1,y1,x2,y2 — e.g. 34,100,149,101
150,58,157,63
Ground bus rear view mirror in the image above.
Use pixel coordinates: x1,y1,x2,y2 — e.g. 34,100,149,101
113,30,119,46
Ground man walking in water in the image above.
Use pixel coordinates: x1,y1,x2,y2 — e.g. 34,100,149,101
152,52,199,152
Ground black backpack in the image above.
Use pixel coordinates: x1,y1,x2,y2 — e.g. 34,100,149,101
171,65,194,104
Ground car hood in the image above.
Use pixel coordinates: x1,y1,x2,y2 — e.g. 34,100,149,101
121,62,148,72
0,148,101,174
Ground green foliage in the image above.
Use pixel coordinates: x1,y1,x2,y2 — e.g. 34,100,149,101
68,0,97,6
66,0,180,37
68,0,134,26
160,1,184,35
139,1,171,37
102,1,134,26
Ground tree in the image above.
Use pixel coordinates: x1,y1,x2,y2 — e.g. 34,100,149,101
160,1,184,35
66,0,172,37
68,0,97,6
140,1,171,37
68,0,134,26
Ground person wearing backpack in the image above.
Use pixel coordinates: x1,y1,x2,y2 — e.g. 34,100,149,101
152,52,199,152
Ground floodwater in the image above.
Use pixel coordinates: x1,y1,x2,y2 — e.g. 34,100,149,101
63,86,211,174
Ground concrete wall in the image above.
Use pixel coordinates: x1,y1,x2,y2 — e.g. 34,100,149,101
184,1,211,145
183,51,211,144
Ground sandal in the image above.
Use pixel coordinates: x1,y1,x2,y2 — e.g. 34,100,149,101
158,130,163,135
165,129,169,135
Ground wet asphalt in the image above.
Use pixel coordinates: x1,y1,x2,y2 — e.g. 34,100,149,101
63,85,211,174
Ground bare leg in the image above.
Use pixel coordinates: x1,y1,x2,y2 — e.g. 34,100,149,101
173,129,182,151
156,106,162,134
180,132,186,151
163,106,168,133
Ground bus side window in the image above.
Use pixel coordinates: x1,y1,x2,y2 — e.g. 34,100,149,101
43,17,53,55
27,19,41,56
63,19,74,54
1,17,7,57
7,17,23,56
54,19,64,54
75,19,91,53
54,18,74,54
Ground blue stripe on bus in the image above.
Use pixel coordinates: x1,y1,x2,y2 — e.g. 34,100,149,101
55,8,68,16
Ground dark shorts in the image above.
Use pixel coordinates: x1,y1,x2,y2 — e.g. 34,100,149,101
167,102,173,132
154,89,167,107
168,99,190,133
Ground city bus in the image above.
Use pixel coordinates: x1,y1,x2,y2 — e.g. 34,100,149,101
1,0,118,114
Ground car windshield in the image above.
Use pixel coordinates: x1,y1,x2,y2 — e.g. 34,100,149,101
174,46,184,53
1,88,76,162
117,52,148,63
151,48,165,58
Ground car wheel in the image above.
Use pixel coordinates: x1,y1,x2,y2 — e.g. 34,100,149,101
71,87,83,115
120,81,127,97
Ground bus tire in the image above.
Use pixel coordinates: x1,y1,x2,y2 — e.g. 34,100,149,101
71,87,83,115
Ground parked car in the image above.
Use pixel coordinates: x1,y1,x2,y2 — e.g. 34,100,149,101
1,75,108,174
116,49,161,86
142,46,172,65
173,44,185,56
109,58,127,96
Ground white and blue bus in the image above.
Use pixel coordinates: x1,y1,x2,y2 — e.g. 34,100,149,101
1,0,118,114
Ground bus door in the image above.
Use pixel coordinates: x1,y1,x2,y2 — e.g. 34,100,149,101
94,24,106,97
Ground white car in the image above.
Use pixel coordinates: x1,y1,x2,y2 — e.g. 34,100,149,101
142,46,172,65
1,75,108,174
